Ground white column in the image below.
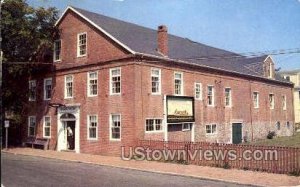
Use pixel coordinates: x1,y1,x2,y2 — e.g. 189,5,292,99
163,95,168,141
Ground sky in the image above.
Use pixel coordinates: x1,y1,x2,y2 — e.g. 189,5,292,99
27,0,300,71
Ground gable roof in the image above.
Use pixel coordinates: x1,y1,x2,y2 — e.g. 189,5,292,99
57,6,289,83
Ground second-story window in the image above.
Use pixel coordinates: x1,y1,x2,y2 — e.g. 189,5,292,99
151,68,161,94
174,72,183,95
225,88,232,107
77,33,87,57
44,78,52,100
269,93,275,109
65,75,73,98
253,92,259,108
110,68,121,95
282,95,287,110
194,83,202,100
29,80,36,101
54,40,61,61
207,85,214,106
88,72,98,96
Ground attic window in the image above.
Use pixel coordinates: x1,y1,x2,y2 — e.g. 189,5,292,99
268,62,273,78
77,33,87,57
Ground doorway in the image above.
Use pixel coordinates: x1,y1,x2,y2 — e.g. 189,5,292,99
232,123,242,144
64,121,75,150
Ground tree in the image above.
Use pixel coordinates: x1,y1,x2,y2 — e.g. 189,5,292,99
1,0,59,123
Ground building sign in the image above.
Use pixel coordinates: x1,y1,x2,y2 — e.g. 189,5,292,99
166,96,194,123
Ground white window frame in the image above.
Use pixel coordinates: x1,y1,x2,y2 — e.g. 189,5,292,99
28,116,36,137
110,67,121,95
151,68,161,95
87,71,98,97
253,92,259,109
224,87,232,107
29,80,36,101
65,75,73,99
43,116,51,138
282,95,287,110
145,118,163,133
87,115,98,140
77,32,87,57
182,123,191,131
194,82,202,100
174,72,183,96
205,124,217,135
269,93,275,109
44,78,52,101
110,114,121,141
53,39,61,62
207,85,214,106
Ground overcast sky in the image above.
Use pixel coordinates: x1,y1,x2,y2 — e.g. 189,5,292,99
28,0,300,71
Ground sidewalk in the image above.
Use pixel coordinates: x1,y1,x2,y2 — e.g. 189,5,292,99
2,148,300,187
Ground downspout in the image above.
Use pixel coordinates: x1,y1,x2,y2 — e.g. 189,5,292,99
249,80,254,141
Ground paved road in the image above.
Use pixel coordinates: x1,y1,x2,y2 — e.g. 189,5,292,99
2,152,252,187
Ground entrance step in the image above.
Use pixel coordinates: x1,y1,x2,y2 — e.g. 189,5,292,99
61,150,75,153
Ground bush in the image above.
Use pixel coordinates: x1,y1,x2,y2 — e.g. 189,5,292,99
267,131,276,139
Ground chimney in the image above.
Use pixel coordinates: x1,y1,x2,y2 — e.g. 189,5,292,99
157,25,168,56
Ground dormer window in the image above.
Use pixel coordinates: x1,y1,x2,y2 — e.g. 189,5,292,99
77,33,87,57
54,40,61,62
268,63,273,78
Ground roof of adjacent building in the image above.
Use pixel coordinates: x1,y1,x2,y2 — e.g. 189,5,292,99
57,6,290,83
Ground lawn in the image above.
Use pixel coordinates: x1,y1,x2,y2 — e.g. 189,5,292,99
245,132,300,148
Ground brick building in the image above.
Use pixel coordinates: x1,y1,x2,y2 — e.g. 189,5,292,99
25,6,294,155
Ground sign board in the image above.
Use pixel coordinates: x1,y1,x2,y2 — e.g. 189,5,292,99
166,96,195,123
4,120,9,128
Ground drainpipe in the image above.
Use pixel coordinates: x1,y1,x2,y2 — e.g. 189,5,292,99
249,80,254,141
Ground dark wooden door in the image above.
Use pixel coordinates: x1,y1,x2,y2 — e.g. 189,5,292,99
232,123,242,144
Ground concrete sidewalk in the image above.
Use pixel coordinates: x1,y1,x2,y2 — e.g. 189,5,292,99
2,148,300,187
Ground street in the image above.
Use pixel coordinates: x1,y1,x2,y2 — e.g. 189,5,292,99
2,152,251,187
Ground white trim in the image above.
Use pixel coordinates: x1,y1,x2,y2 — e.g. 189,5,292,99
205,124,217,136
151,68,161,95
28,116,36,137
207,85,215,107
55,6,135,54
87,115,98,141
77,32,87,57
174,72,184,96
28,80,36,101
43,78,52,101
224,87,232,107
109,113,121,141
163,95,168,141
64,75,74,99
87,71,98,97
253,91,260,109
43,116,51,138
109,67,121,95
269,93,275,109
145,118,164,133
194,82,202,100
53,39,62,62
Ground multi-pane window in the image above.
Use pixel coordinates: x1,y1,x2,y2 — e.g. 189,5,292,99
54,40,61,61
225,88,232,107
269,94,275,109
174,72,183,95
206,124,217,135
110,114,121,140
43,116,51,138
29,80,36,101
253,92,259,108
145,119,163,132
65,75,73,98
44,78,52,100
151,68,161,94
88,115,98,140
77,33,87,56
88,72,98,96
28,116,36,137
207,85,214,106
194,83,202,100
110,68,121,95
282,95,287,110
182,123,191,131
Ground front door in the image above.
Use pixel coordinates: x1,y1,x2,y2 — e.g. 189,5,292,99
64,121,75,150
232,123,242,144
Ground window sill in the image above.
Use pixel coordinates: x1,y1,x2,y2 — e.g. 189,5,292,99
87,95,98,97
110,93,121,96
205,133,217,136
145,131,163,134
77,54,87,58
87,138,98,141
64,97,73,99
43,136,51,139
110,139,121,142
182,129,191,132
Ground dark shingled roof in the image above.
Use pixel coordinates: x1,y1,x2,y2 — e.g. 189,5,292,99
69,6,284,81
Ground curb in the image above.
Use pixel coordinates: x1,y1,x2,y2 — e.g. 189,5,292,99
2,150,265,187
